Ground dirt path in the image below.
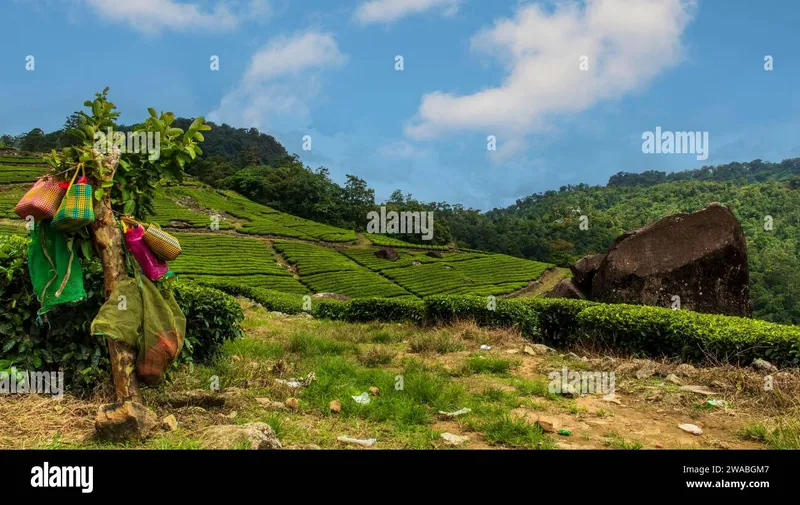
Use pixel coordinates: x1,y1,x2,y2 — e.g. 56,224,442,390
504,267,570,298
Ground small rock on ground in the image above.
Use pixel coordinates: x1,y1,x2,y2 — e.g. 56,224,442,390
635,361,658,380
95,401,158,441
329,400,341,413
524,344,555,356
440,433,469,446
161,414,178,432
368,386,380,396
201,422,282,449
674,363,698,377
752,358,778,373
285,398,300,411
665,374,683,385
679,385,716,396
535,416,559,433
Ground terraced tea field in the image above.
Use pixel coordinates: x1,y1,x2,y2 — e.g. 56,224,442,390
0,156,47,184
274,241,413,298
344,247,552,297
365,233,449,250
170,233,307,294
1,164,554,299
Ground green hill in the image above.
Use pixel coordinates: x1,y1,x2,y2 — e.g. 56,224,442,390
0,158,553,300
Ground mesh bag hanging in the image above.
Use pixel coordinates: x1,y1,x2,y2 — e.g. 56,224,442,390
124,224,168,281
136,276,186,385
51,166,94,232
90,278,143,348
14,176,66,221
122,217,182,261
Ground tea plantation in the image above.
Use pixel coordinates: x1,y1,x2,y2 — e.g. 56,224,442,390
0,167,554,300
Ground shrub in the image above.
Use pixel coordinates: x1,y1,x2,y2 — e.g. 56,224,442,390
576,303,800,367
202,282,306,315
175,283,245,362
1,234,244,391
424,295,538,336
518,298,596,346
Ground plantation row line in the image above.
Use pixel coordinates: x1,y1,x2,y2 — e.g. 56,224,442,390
204,281,800,369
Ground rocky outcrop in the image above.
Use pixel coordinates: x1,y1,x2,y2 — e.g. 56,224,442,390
547,279,586,300
426,251,443,258
549,203,751,317
569,254,604,293
375,247,399,261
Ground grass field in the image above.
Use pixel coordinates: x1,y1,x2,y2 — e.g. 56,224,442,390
3,303,795,450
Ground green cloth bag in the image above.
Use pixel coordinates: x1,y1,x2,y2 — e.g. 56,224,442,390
90,278,143,348
27,220,86,315
136,277,186,385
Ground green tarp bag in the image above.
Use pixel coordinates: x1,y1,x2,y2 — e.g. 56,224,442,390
137,276,186,385
27,220,86,315
91,275,186,385
90,278,142,348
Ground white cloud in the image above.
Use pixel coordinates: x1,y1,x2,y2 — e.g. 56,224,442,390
84,0,271,34
354,0,462,25
244,32,347,83
378,140,430,159
208,31,346,132
405,0,696,141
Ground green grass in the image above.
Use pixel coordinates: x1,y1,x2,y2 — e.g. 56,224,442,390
408,332,465,354
739,422,800,449
479,416,553,449
358,346,396,367
287,332,357,357
603,433,643,450
462,355,519,375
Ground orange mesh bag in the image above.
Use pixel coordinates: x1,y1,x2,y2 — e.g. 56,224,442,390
14,176,66,221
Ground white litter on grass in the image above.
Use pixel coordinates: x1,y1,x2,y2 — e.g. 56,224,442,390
678,423,703,436
275,372,316,389
438,408,472,417
337,436,376,447
480,345,492,350
351,392,371,405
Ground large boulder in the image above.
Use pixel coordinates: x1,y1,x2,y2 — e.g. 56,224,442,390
375,247,399,261
591,203,751,317
570,254,605,293
547,279,586,300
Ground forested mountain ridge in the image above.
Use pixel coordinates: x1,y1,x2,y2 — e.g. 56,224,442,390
2,121,797,323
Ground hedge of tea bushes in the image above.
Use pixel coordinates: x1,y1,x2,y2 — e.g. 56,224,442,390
0,234,244,391
209,280,800,367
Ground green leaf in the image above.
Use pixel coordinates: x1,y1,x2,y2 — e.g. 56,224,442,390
81,240,92,261
166,127,183,137
123,200,136,215
148,107,158,118
193,132,204,142
94,188,105,201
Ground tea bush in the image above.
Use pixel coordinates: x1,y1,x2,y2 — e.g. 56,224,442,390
0,234,244,391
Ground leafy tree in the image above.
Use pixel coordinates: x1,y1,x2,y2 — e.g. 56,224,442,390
43,88,209,411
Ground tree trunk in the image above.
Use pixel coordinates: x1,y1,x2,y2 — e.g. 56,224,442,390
90,150,140,403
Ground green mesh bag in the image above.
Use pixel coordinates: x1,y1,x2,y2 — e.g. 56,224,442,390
136,276,186,385
90,278,143,348
27,220,86,315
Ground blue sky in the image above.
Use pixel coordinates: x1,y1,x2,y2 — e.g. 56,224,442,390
0,0,797,210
